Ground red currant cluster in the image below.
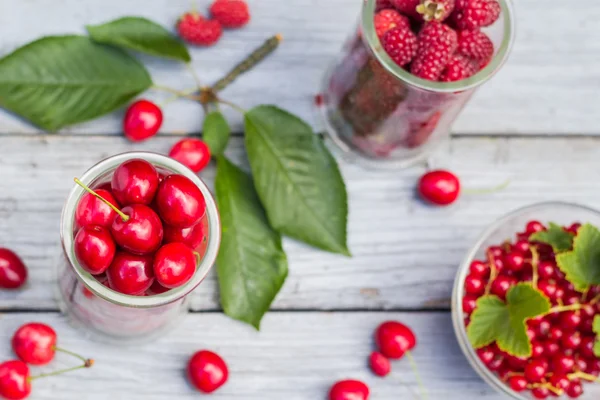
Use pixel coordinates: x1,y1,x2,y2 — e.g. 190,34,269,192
0,323,93,400
73,158,208,296
463,221,600,399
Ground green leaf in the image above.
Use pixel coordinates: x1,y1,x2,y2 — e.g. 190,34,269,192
244,105,350,256
556,224,600,292
467,283,551,357
203,111,231,156
0,35,152,131
594,316,600,357
530,222,574,253
87,17,191,62
215,156,288,330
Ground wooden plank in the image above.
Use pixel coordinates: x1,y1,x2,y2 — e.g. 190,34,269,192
0,0,598,135
2,135,600,311
0,311,518,399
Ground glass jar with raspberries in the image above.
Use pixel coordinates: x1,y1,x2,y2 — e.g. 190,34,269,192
452,202,600,399
57,152,221,343
320,0,515,168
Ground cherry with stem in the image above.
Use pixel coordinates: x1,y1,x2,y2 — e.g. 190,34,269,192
74,178,129,222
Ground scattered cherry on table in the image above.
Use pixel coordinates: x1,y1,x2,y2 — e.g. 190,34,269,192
187,350,229,393
12,323,57,366
0,360,31,400
123,100,163,142
417,170,460,206
328,379,370,400
169,138,212,173
0,248,28,289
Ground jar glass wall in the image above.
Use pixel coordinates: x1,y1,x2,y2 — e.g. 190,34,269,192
57,152,221,344
320,0,515,168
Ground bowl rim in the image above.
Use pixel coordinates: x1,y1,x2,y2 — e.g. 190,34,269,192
451,201,600,399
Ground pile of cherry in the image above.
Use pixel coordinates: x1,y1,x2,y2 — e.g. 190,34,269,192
74,158,207,296
375,0,500,82
463,221,600,399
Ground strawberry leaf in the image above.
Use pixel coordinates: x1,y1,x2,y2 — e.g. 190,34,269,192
467,283,550,357
594,316,600,357
556,224,600,292
87,17,191,62
529,222,574,253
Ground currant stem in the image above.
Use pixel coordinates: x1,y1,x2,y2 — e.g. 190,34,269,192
217,98,247,115
547,303,583,314
462,179,510,195
73,178,129,222
29,360,93,381
212,34,282,92
569,371,598,382
54,346,87,364
484,251,498,296
405,351,428,400
590,294,600,304
530,246,540,289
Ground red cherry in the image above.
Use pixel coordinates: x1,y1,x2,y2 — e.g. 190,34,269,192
329,380,370,400
164,223,206,250
0,248,28,289
525,359,548,383
0,361,31,400
187,350,228,394
74,226,116,275
169,138,211,173
525,220,545,234
12,323,56,366
153,243,196,289
123,100,163,142
417,170,460,206
111,205,164,255
369,351,391,377
75,189,120,229
111,159,159,206
374,321,416,359
155,174,206,228
145,280,170,296
508,376,527,392
106,252,155,295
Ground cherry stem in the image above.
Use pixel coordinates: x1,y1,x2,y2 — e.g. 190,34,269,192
54,346,87,364
186,63,202,88
462,179,510,196
405,351,428,400
217,98,247,115
29,360,93,381
530,246,540,289
73,178,129,222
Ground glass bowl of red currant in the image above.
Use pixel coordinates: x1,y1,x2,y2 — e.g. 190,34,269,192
452,201,600,399
57,152,221,344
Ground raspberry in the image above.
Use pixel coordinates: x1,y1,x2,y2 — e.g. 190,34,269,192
374,9,411,38
410,22,458,80
457,29,494,66
416,0,456,22
390,0,421,18
382,26,418,67
177,13,223,46
210,0,250,28
452,0,501,30
440,54,477,81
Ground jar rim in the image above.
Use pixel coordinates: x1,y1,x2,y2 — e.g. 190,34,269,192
60,152,221,309
362,0,516,93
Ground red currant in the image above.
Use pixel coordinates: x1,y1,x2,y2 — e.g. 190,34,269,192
464,274,485,296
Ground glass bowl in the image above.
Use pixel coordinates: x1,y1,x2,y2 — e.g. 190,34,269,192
452,201,600,399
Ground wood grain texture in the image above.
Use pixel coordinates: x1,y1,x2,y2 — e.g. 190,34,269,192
3,135,600,311
0,0,598,135
0,312,517,399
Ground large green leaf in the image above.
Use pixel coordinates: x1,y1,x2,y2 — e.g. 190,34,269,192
0,36,152,131
556,224,600,292
203,111,231,156
87,17,191,62
594,315,600,357
530,222,574,253
467,283,550,357
215,156,288,330
244,106,350,256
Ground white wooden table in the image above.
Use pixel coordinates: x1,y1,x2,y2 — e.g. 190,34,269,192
0,1,598,398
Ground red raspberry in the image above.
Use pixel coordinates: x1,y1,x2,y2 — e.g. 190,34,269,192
210,0,250,29
452,0,501,30
457,29,494,66
416,0,456,22
177,13,223,46
390,0,421,18
440,53,477,81
374,9,411,38
410,22,457,80
382,26,418,67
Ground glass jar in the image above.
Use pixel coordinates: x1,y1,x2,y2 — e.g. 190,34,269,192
452,202,600,399
57,152,221,344
320,0,516,168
